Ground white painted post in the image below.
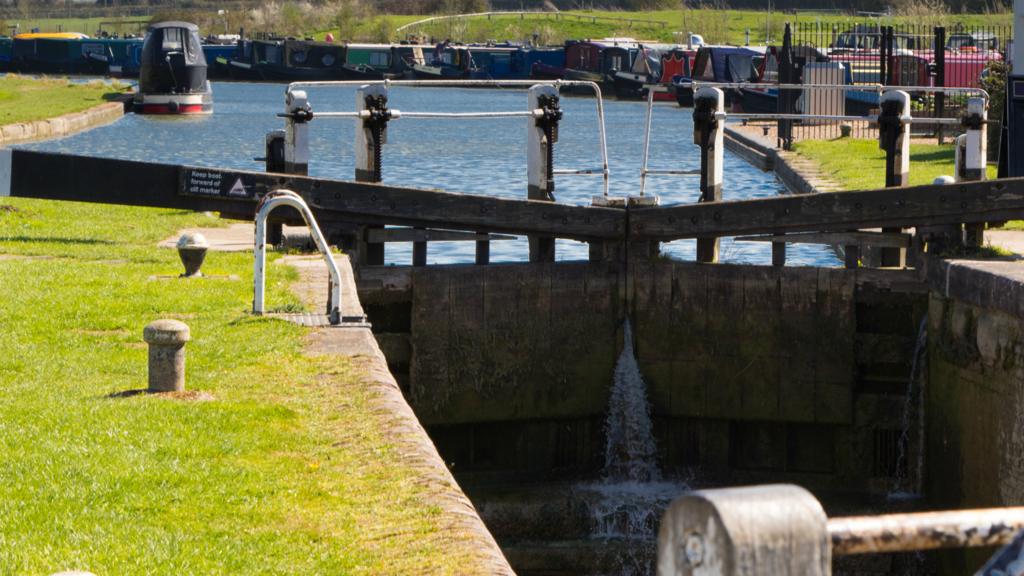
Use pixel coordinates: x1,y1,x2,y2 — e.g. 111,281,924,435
283,90,310,175
355,84,389,264
355,83,388,183
878,89,911,268
962,97,988,182
693,87,724,264
528,83,559,263
954,133,967,182
960,97,989,247
880,89,911,188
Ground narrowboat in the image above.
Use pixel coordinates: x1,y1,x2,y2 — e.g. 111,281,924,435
559,40,607,85
524,46,564,79
343,43,398,79
738,45,828,113
612,44,692,100
221,37,347,82
256,38,348,81
599,41,639,95
10,32,98,74
0,36,12,72
643,47,694,102
201,43,237,80
409,43,473,78
674,45,764,107
222,38,282,81
465,45,525,80
134,22,212,115
80,37,144,77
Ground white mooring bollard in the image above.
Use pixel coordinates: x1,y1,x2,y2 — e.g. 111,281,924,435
283,89,311,175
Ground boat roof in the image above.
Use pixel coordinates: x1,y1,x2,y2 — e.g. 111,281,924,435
15,32,89,40
149,21,199,31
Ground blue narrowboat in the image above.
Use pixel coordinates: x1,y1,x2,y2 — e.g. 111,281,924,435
0,36,11,72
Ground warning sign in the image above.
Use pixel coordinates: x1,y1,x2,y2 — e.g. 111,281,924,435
228,177,247,197
184,170,222,196
181,169,268,200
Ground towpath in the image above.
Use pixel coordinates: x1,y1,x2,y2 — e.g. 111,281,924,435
159,224,514,574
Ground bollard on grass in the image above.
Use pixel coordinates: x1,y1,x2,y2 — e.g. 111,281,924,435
143,319,190,393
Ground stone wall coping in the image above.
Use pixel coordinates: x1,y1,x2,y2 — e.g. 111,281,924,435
928,257,1024,319
0,100,125,147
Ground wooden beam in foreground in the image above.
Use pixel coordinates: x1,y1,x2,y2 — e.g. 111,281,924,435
6,150,624,241
631,178,1024,240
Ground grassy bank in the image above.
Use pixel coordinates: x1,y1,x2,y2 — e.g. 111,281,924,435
335,8,1013,44
0,198,468,573
791,137,1020,248
791,137,997,190
0,76,126,126
6,8,1014,46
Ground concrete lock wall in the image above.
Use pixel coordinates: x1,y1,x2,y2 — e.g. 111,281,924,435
358,261,926,492
927,295,1024,508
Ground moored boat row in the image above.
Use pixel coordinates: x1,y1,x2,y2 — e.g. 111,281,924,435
0,23,1007,111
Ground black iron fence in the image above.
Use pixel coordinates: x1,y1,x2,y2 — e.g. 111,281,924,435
768,22,1008,145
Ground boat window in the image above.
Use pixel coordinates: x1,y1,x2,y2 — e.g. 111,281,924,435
162,28,183,52
698,55,713,80
185,30,201,63
321,53,334,66
763,53,778,83
369,51,389,66
292,50,307,64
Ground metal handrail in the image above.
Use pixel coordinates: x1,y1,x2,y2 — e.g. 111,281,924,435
829,507,1024,555
726,112,964,125
285,79,610,195
253,190,342,325
676,80,990,100
315,110,544,119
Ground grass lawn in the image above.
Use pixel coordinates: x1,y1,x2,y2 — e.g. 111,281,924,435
791,137,1023,245
8,8,1015,46
791,137,997,191
0,75,128,125
317,9,1014,45
0,197,469,573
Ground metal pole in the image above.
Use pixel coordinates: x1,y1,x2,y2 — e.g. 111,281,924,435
828,507,1024,555
639,87,655,196
935,26,946,144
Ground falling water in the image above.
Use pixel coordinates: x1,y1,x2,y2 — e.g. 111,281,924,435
603,319,660,483
891,315,929,500
572,319,687,575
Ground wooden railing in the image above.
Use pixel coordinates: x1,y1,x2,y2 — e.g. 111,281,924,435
7,149,1024,271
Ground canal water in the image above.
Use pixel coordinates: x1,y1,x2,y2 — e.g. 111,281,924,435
23,82,841,266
